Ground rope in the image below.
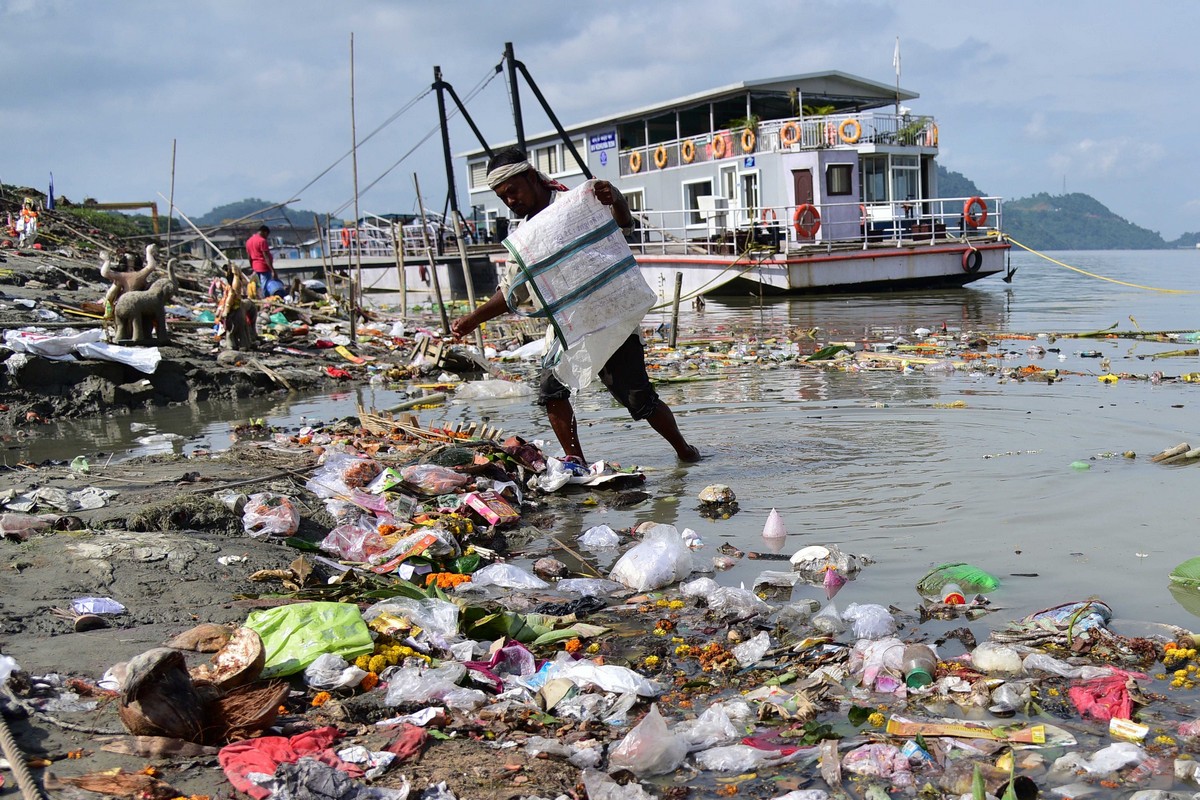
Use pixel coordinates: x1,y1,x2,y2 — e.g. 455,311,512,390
647,246,772,311
0,693,48,800
1003,233,1197,294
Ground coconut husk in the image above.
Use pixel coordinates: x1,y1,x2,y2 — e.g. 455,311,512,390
49,768,181,799
166,622,232,652
189,626,265,689
208,679,290,743
118,648,206,741
98,734,220,758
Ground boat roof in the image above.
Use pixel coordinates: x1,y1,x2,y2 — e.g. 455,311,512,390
460,71,919,157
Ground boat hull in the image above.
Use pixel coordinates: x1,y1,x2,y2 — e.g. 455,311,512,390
636,240,1009,298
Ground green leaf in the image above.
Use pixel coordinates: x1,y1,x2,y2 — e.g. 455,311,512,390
847,705,872,726
971,765,987,800
530,628,585,647
428,729,451,740
805,344,851,362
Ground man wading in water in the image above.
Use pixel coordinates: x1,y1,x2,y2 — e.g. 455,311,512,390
451,147,701,466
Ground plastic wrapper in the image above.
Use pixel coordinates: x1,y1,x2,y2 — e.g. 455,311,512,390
971,642,1023,674
579,524,620,549
732,631,771,667
842,602,896,640
241,492,301,537
695,743,780,772
383,663,467,706
609,525,693,591
842,743,913,787
303,653,368,690
556,578,625,597
849,637,905,690
812,602,846,634
608,704,689,777
400,464,470,495
708,587,771,619
468,563,550,590
364,598,460,644
502,180,657,392
454,379,533,400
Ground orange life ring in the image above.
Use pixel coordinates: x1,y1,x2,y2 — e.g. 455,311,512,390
838,119,862,144
793,204,821,239
681,140,695,163
963,196,988,228
711,134,728,159
741,128,756,153
761,208,778,224
654,145,668,169
628,150,642,173
780,122,801,147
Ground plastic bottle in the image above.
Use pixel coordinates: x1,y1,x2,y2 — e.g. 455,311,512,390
902,644,938,688
940,582,966,604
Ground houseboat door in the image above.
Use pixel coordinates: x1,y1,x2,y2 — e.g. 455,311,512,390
791,169,815,239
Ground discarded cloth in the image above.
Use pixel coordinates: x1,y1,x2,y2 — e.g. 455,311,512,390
218,727,362,800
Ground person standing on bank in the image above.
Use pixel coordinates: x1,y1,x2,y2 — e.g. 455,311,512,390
451,147,701,465
245,225,275,296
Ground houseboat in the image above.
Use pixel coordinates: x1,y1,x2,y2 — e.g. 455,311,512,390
461,71,1010,300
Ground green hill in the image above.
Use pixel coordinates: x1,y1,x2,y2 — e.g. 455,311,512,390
194,199,323,228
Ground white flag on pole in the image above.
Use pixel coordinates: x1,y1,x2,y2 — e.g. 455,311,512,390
893,37,901,78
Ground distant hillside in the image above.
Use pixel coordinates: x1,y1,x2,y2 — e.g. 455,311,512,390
194,199,322,229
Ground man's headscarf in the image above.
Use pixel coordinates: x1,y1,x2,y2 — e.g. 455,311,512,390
486,160,569,193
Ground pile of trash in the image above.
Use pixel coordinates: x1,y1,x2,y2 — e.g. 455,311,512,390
6,419,1200,799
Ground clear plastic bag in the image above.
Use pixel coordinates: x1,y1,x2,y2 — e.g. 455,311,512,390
242,492,301,537
694,744,778,772
579,524,620,549
733,631,771,667
609,525,693,591
319,516,388,562
383,662,467,706
842,603,896,640
454,379,533,400
468,563,549,590
555,578,625,597
812,602,846,634
608,704,689,777
303,653,368,690
971,642,1023,674
676,702,741,752
400,464,470,494
708,587,771,619
364,598,460,643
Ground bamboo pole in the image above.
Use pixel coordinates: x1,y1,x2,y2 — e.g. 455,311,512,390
166,139,176,255
450,211,484,350
313,213,334,308
413,174,450,335
348,32,362,342
158,193,228,263
669,271,682,348
390,221,407,321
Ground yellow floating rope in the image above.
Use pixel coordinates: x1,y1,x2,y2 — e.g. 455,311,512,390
1002,233,1197,294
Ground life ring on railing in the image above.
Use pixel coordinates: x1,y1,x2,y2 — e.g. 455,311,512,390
340,228,351,248
838,119,862,144
761,208,778,224
961,247,982,273
628,150,642,173
963,196,988,228
711,134,728,159
654,145,668,169
780,121,801,147
793,204,821,239
741,128,756,153
681,140,695,163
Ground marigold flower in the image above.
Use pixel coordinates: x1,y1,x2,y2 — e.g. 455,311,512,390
360,672,380,692
564,638,583,654
311,691,332,707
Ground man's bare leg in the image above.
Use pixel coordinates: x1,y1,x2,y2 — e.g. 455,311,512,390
545,397,585,462
644,402,701,462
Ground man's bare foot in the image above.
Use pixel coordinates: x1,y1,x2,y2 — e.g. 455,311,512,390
677,445,702,463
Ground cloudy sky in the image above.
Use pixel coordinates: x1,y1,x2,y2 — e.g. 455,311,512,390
4,1,1197,238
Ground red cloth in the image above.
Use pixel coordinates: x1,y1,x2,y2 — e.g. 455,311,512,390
384,724,429,762
325,366,352,379
218,726,363,800
1067,670,1144,722
246,232,273,274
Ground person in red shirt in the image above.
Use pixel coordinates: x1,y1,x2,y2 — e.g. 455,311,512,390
245,225,275,294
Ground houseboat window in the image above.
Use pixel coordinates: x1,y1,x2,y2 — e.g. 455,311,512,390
647,112,676,144
740,172,760,218
618,120,646,150
861,155,888,203
678,105,709,138
468,161,487,190
826,163,853,196
683,179,713,227
712,96,747,132
891,155,920,204
559,139,587,175
623,189,645,212
719,166,738,206
534,145,558,176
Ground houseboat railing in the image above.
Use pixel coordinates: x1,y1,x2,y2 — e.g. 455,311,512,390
323,212,458,260
623,195,1002,258
617,112,938,178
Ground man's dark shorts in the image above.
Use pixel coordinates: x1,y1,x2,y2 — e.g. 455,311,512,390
537,334,660,420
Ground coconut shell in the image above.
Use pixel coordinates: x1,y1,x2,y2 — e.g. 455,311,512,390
210,680,290,743
166,622,232,652
189,626,265,690
118,648,206,741
52,769,181,800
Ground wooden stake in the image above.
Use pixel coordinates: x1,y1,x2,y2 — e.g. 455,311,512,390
413,173,451,335
348,32,362,342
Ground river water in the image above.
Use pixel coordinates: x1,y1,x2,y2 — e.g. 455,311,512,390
16,249,1200,631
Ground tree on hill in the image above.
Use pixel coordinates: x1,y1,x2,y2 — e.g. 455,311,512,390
1003,192,1168,250
935,167,983,199
194,199,322,228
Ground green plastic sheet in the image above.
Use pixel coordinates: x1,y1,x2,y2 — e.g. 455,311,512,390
245,601,374,678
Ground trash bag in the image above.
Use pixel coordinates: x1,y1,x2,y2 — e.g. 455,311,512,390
400,464,470,495
916,562,999,596
609,525,693,591
468,563,550,590
303,653,368,690
383,663,467,706
733,631,771,667
579,524,621,549
608,704,689,776
707,587,771,619
970,642,1024,674
244,601,374,678
241,492,300,537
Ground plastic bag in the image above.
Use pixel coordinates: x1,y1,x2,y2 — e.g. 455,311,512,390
609,525,693,591
242,492,300,537
502,180,656,392
364,598,461,644
608,704,689,776
842,743,913,786
556,578,625,597
579,524,620,549
468,563,550,590
776,600,821,632
245,601,374,678
849,637,905,690
582,769,656,800
443,687,487,711
971,642,1023,674
305,448,375,499
543,654,661,696
812,602,846,634
319,516,388,562
400,464,470,495
695,744,779,772
304,653,368,690
454,379,533,400
916,562,999,596
708,587,771,619
676,702,742,752
680,577,720,599
733,631,771,667
842,603,896,640
383,662,467,706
